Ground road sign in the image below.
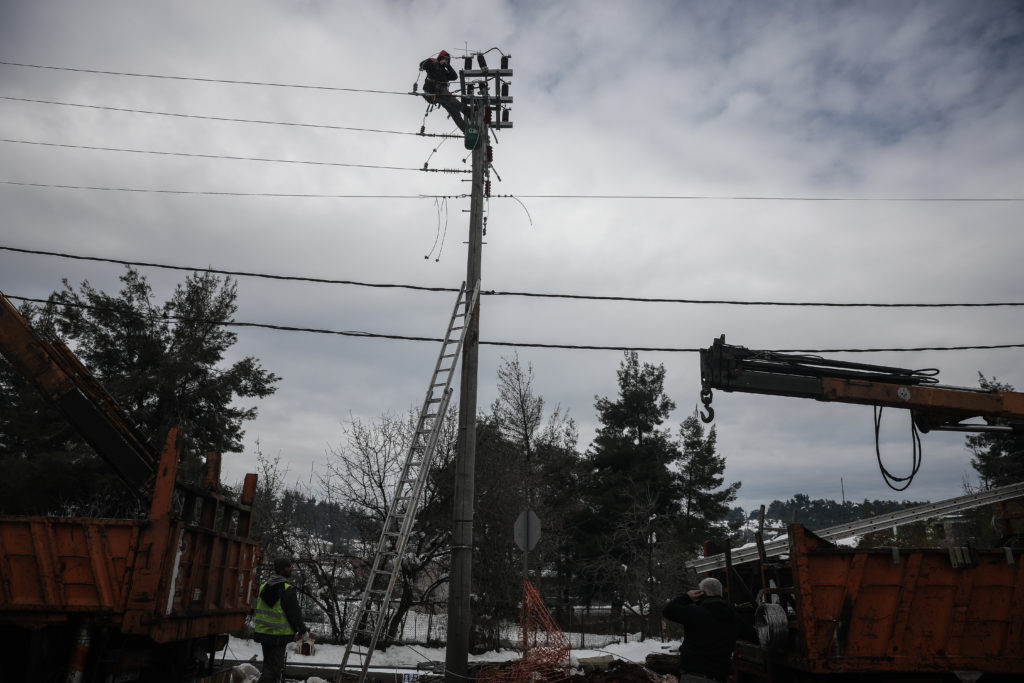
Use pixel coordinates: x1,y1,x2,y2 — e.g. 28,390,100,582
514,510,541,551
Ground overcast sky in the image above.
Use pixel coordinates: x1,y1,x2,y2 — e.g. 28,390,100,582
2,1,1022,513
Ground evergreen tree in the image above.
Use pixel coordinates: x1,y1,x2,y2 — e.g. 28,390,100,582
677,411,740,550
965,375,1024,488
47,269,278,458
578,351,681,613
471,416,526,649
0,269,279,513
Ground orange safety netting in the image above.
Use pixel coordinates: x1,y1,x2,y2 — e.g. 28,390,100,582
477,579,571,683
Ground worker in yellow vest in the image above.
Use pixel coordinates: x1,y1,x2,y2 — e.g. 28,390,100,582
254,557,309,683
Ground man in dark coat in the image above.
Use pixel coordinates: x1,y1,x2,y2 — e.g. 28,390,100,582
662,577,745,683
419,49,469,131
253,557,309,683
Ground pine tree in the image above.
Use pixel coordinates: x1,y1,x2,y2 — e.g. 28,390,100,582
678,411,740,550
0,268,279,513
577,351,681,613
965,375,1024,488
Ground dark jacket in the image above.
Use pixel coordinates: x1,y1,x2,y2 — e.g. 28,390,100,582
253,574,308,645
419,58,458,95
663,593,744,682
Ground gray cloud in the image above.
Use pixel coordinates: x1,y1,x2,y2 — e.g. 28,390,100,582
1,0,1022,512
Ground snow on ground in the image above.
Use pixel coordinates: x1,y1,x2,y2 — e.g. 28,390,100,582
568,638,681,667
224,635,681,671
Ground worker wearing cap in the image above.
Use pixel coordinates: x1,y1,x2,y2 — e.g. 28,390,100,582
254,557,309,683
662,577,748,683
419,49,469,131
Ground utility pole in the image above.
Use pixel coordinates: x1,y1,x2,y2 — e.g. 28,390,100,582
445,50,512,683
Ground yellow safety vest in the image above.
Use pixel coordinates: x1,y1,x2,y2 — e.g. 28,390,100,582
254,581,293,636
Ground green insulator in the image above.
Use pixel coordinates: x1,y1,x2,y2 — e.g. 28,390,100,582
464,124,482,150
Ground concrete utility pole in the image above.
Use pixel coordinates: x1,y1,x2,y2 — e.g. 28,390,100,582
445,103,485,683
445,51,512,683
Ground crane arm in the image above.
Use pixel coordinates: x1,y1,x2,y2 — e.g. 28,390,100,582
699,335,1024,433
0,293,157,493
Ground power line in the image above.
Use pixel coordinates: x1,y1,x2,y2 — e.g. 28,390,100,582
3,245,1022,309
494,194,1024,203
6,293,1022,353
3,99,1019,202
0,245,458,292
0,138,468,174
6,178,1021,204
0,59,418,96
0,181,464,199
0,96,457,138
3,170,1016,204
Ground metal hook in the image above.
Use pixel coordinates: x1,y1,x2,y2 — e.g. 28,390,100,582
699,387,714,423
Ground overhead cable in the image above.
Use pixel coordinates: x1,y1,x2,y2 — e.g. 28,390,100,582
2,171,1015,203
0,96,457,138
0,60,417,96
6,294,1022,353
0,181,462,199
3,245,1021,309
0,138,468,174
494,193,1024,203
2,100,1017,201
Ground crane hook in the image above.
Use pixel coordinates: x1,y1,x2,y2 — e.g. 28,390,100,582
699,387,715,423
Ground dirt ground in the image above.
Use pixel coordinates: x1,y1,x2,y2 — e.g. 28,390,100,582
448,654,680,683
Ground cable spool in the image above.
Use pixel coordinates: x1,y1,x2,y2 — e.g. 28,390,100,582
754,603,789,650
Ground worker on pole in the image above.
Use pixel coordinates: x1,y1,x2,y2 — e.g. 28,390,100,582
419,50,469,131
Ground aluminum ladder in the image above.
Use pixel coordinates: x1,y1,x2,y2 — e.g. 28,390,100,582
687,479,1024,573
337,280,479,683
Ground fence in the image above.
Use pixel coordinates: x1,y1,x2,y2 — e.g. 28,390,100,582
298,598,650,650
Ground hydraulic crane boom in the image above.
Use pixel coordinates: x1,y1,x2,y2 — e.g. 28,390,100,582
699,335,1024,434
0,292,157,493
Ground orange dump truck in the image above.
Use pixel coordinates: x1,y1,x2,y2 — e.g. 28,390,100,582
0,294,260,682
726,524,1024,682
